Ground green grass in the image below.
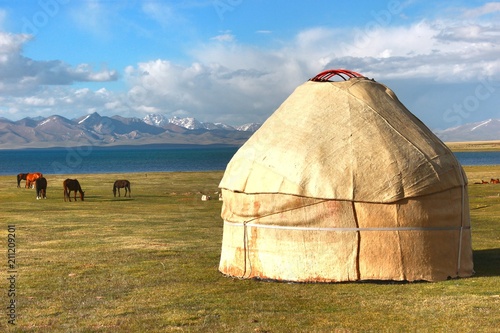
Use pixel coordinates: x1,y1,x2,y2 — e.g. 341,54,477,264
0,169,499,332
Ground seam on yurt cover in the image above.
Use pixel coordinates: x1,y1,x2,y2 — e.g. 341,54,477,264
395,203,406,280
238,199,331,224
222,185,465,205
241,218,251,279
445,148,467,276
351,201,361,281
347,94,356,202
457,184,465,275
343,80,453,193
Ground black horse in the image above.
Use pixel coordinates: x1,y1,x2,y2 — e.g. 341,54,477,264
63,179,85,202
113,180,131,197
17,173,28,188
35,177,47,199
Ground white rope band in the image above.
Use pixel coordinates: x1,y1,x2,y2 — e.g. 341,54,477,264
224,220,470,232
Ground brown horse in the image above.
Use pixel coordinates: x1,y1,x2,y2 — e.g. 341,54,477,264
491,178,500,184
17,173,28,188
113,180,131,197
63,179,85,202
26,172,43,189
35,177,47,199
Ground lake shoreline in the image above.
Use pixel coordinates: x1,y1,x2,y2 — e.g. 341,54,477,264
0,142,242,151
1,143,499,176
445,140,500,152
1,140,499,152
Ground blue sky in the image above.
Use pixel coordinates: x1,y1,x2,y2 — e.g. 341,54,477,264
1,1,500,130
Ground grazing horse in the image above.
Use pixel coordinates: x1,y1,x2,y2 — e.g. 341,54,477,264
63,179,85,202
17,173,28,188
491,178,500,184
26,172,43,189
35,177,47,199
113,180,131,197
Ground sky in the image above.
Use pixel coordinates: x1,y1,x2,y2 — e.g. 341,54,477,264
1,0,500,130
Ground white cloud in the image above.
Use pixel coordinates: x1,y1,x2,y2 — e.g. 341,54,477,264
68,0,115,38
141,1,177,28
119,11,500,126
23,96,56,106
2,2,500,129
462,2,500,18
211,33,235,42
0,32,118,96
0,32,31,55
123,55,289,124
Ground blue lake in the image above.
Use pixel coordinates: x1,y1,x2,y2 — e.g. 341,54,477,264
453,151,500,166
0,145,239,175
0,145,498,175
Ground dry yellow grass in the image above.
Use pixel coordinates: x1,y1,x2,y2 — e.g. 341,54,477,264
0,170,498,332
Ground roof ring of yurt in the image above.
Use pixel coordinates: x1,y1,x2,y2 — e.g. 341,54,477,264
218,68,474,283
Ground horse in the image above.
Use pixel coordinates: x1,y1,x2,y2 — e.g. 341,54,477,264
17,173,28,188
491,178,500,184
35,177,47,200
63,179,85,202
26,172,43,189
113,180,131,197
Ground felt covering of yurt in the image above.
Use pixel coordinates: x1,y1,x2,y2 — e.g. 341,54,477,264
218,69,474,282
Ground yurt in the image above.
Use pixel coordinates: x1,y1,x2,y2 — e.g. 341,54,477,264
218,69,474,282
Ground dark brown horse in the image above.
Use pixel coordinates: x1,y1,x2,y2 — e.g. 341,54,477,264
26,172,43,189
113,180,131,197
35,177,47,199
17,173,28,188
63,179,85,202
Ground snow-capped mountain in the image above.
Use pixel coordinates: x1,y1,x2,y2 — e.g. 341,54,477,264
167,116,204,130
434,119,500,142
201,122,236,131
236,123,261,132
143,114,258,132
143,114,170,127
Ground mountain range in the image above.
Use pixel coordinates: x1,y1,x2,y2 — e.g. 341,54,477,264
0,112,499,149
0,113,260,149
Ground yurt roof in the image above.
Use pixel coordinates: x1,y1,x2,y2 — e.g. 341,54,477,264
219,70,466,203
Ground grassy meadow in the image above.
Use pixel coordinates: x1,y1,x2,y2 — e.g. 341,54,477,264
0,168,499,332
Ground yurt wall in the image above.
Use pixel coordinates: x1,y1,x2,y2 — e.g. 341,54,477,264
218,69,474,282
